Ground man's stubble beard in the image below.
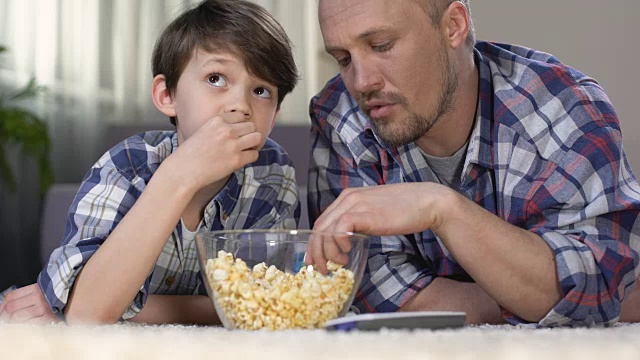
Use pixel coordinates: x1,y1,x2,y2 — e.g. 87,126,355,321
359,43,458,148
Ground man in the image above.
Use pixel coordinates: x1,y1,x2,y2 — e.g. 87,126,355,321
306,0,640,326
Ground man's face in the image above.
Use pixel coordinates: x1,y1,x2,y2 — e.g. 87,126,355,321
172,49,279,148
319,0,458,147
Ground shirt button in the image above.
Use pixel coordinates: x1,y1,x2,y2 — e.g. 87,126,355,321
165,276,176,286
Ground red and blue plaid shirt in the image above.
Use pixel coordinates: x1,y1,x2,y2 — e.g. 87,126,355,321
308,41,640,326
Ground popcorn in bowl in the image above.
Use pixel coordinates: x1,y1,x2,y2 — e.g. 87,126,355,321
195,229,370,330
205,250,355,330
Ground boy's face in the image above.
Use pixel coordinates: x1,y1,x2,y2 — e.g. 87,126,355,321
169,49,279,147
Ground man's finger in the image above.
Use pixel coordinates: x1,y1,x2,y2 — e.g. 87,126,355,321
303,251,314,266
309,233,329,274
314,188,364,233
323,233,349,266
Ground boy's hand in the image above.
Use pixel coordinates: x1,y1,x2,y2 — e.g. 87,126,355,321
173,112,262,190
0,284,60,324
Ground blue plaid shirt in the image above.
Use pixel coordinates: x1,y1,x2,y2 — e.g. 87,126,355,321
38,131,300,319
308,41,640,326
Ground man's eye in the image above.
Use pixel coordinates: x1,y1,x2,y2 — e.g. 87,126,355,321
254,87,272,99
337,56,351,67
207,74,227,87
372,42,393,52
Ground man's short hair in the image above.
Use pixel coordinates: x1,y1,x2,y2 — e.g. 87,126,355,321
152,0,299,124
418,0,476,50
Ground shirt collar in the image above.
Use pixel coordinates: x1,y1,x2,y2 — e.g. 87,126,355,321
464,48,496,171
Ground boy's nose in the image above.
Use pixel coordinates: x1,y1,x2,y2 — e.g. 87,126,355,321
225,93,252,117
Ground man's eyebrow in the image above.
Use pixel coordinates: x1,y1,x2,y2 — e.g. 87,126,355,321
325,27,390,53
357,27,388,40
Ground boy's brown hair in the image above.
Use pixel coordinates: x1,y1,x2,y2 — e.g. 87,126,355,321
152,0,299,125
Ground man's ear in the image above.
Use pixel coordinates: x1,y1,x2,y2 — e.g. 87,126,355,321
151,75,177,117
442,2,470,49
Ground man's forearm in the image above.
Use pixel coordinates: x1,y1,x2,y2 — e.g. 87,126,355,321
399,277,505,325
128,295,220,325
434,191,562,322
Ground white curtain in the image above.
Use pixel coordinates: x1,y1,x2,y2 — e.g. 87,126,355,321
0,0,335,183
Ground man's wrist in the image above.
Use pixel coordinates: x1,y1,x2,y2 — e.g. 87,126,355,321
428,185,466,234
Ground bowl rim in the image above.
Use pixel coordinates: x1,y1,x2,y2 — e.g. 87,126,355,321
195,228,371,241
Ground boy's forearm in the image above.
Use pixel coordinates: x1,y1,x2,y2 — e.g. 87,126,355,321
128,295,220,325
399,277,505,325
65,158,197,324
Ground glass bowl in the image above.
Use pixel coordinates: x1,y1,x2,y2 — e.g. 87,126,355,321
195,229,370,330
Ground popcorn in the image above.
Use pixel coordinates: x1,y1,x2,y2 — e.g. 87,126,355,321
205,250,355,330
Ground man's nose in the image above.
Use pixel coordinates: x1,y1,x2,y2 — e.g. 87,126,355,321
352,57,383,95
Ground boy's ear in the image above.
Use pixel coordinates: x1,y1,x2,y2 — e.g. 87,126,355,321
151,75,177,117
270,110,279,130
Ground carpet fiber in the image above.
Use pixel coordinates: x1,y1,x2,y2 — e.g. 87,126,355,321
1,322,639,359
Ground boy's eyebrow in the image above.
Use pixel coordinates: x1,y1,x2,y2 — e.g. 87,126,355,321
201,55,235,68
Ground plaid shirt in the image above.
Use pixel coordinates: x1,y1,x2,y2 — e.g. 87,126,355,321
308,41,640,326
38,131,299,319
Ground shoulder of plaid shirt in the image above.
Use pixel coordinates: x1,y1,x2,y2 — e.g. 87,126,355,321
308,40,640,327
36,130,300,320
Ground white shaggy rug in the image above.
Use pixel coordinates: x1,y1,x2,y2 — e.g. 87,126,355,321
1,322,640,359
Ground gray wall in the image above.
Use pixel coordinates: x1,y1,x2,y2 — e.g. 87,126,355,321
471,0,640,173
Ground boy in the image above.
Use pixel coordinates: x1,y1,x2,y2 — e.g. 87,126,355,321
0,0,299,325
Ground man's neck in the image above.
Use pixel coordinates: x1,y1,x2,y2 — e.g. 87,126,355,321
415,58,479,157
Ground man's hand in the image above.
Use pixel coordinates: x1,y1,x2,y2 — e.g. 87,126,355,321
172,112,263,191
306,182,561,322
0,284,60,324
307,183,452,272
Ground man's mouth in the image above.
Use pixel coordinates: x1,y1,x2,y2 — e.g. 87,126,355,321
366,102,397,119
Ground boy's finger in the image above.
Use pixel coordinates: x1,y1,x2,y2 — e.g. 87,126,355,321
231,121,257,137
238,132,262,150
8,305,37,323
0,302,9,323
3,284,34,303
219,111,249,124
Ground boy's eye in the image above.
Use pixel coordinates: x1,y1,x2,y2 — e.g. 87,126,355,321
207,74,227,87
254,87,272,99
